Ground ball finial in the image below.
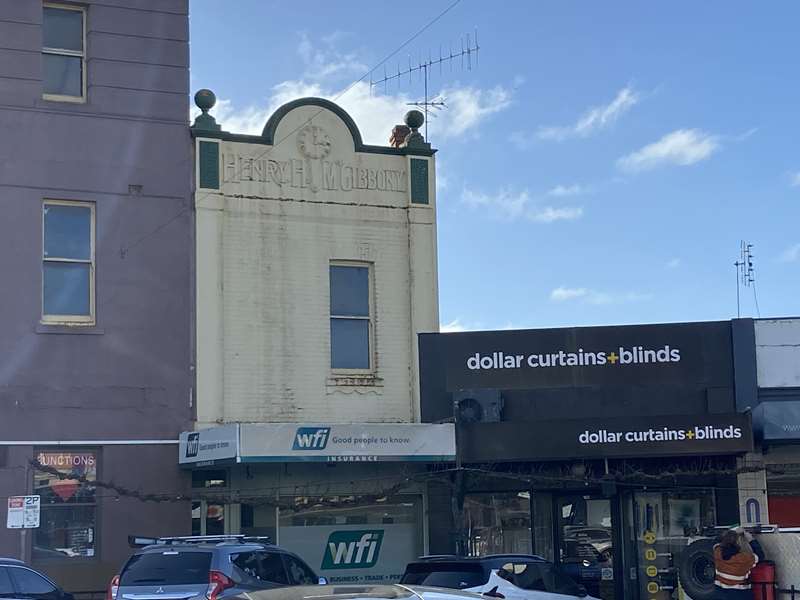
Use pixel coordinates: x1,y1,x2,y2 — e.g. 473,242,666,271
404,109,424,130
194,89,216,113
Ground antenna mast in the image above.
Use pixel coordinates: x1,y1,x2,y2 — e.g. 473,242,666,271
370,31,480,141
734,241,756,318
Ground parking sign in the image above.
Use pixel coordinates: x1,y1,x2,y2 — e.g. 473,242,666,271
6,496,40,529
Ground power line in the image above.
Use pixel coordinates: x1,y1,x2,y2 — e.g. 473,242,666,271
114,0,463,293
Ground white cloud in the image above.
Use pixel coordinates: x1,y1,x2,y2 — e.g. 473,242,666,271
550,286,651,305
195,79,511,145
791,172,800,187
538,86,639,141
780,243,800,263
441,85,512,137
618,129,720,172
297,32,366,80
666,258,681,269
440,319,467,333
550,287,588,301
462,187,583,224
547,184,585,197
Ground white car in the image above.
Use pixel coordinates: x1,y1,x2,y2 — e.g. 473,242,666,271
401,555,601,600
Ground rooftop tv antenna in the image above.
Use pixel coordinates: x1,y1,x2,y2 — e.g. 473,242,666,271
370,31,480,140
734,241,759,318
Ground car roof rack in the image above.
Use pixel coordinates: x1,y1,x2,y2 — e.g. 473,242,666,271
129,535,272,548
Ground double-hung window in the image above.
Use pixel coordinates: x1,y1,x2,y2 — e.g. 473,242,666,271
42,201,95,324
329,263,372,370
42,4,86,101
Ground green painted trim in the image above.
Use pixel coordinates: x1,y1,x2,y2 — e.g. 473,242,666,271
198,140,219,189
410,158,430,204
189,97,436,157
239,455,455,463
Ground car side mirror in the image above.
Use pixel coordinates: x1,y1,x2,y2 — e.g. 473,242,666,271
576,584,588,598
318,577,328,585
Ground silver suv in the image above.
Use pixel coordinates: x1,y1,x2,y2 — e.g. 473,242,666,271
110,536,324,600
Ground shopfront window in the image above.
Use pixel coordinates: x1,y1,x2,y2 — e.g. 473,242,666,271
557,495,614,600
464,492,531,556
277,495,422,584
33,451,97,559
624,490,716,600
192,470,228,536
241,503,277,541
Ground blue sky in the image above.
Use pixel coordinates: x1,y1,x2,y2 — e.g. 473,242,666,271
190,1,800,331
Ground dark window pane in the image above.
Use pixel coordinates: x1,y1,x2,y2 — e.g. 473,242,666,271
43,8,83,51
284,555,316,585
233,552,288,585
256,552,288,585
0,568,13,595
400,563,487,589
10,568,57,595
43,263,90,316
514,563,546,591
330,266,369,316
330,318,369,369
120,551,212,585
35,505,95,558
44,205,91,260
43,53,82,97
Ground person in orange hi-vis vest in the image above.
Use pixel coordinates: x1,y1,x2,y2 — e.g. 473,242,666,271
713,527,766,599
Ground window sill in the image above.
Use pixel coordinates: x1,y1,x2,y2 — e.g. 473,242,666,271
42,94,86,104
327,374,384,387
36,323,104,335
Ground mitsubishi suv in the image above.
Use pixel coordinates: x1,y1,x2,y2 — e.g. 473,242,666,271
110,535,324,600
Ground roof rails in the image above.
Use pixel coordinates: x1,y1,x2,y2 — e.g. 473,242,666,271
129,535,272,548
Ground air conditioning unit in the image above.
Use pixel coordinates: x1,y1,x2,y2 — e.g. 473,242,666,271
453,389,503,423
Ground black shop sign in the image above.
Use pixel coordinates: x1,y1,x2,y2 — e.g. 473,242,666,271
459,413,753,462
437,321,733,392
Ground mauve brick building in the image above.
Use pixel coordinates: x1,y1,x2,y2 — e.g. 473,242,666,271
0,0,192,592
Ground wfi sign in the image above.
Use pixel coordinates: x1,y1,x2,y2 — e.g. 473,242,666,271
293,427,330,450
321,530,383,570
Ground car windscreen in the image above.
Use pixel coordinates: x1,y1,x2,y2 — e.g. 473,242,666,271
120,551,212,586
400,563,487,589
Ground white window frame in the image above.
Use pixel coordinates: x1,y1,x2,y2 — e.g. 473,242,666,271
329,261,375,374
41,199,96,325
42,3,87,103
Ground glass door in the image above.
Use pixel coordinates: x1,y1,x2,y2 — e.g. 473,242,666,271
556,495,616,600
623,489,717,600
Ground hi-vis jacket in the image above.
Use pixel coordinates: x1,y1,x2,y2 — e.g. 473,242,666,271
713,539,765,590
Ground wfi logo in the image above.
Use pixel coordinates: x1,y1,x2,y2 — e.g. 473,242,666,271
185,433,199,458
321,530,384,570
292,427,331,450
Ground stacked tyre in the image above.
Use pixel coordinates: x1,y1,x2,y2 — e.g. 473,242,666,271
678,539,717,600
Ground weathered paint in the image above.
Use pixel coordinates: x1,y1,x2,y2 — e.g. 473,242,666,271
194,99,439,428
